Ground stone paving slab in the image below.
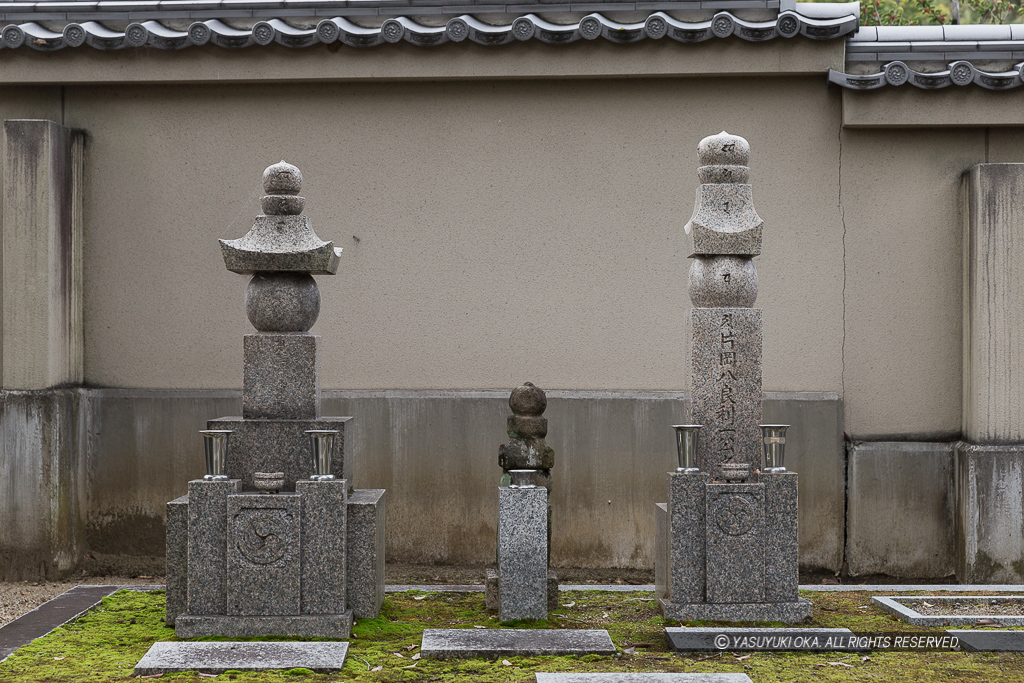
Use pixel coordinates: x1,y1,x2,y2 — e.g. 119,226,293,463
948,630,1024,652
0,585,161,663
666,627,862,652
536,675,753,682
872,595,1024,626
135,641,349,674
421,628,616,658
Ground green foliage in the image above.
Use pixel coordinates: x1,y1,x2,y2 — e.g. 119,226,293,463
808,0,1023,26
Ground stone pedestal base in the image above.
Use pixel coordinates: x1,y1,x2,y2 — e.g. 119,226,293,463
956,442,1024,583
485,569,559,612
659,598,812,623
175,612,353,638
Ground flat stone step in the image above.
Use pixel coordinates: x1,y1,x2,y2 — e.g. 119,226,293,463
666,627,863,652
872,595,1024,626
536,675,753,682
948,630,1024,652
134,641,349,674
421,628,616,658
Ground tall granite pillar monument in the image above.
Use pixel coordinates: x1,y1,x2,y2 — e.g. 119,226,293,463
654,133,811,623
165,162,386,638
486,382,559,620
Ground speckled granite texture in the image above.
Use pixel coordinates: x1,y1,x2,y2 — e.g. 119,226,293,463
165,495,188,626
297,479,347,615
220,215,341,275
226,493,300,616
245,273,321,333
242,333,321,420
186,479,240,616
208,416,350,491
690,308,762,479
659,598,812,623
135,641,349,675
705,483,765,604
421,628,615,658
684,184,762,257
761,471,799,603
346,489,386,619
537,674,752,682
498,486,548,621
668,471,708,605
174,613,352,638
688,257,758,308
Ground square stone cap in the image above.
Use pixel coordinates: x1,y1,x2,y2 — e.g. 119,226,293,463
684,184,762,257
220,215,341,275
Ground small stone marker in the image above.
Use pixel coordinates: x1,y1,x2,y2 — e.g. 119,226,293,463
666,627,863,652
536,675,753,682
420,628,615,659
134,641,349,674
947,630,1024,652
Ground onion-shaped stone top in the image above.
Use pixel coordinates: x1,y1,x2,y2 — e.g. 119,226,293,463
510,382,546,416
698,131,750,168
220,161,341,275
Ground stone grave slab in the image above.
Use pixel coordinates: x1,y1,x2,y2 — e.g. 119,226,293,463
536,675,752,682
421,628,615,658
872,595,1024,626
947,630,1024,652
666,627,862,652
0,586,123,662
134,641,349,674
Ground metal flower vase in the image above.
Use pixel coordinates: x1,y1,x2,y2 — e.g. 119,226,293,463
672,425,702,473
306,429,338,481
199,430,233,481
759,424,789,472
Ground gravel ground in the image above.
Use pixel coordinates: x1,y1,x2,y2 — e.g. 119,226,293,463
0,576,164,629
910,598,1024,616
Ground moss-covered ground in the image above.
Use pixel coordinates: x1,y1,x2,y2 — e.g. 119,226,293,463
2,588,1023,682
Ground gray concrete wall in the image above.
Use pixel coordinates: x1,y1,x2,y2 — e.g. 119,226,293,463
846,442,955,579
83,389,844,571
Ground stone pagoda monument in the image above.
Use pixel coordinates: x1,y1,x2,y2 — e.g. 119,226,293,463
485,382,558,620
165,161,385,638
654,133,811,622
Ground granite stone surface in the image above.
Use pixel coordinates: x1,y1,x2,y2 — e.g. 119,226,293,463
690,308,762,479
420,628,615,659
297,479,347,615
186,479,240,616
498,486,548,621
660,598,813,623
665,627,857,652
208,416,350,491
220,214,341,275
485,569,558,612
684,184,763,257
698,131,750,168
668,471,708,605
346,488,386,619
226,492,301,616
245,273,320,333
165,495,188,626
688,257,758,308
264,160,303,195
948,630,1024,652
135,641,349,675
872,595,1024,626
537,676,752,683
705,483,765,604
242,333,321,420
174,613,352,638
761,471,799,603
654,502,669,600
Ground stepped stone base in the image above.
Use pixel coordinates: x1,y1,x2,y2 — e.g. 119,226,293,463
484,568,559,612
659,597,812,624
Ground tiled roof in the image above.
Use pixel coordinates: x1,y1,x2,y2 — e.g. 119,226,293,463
0,0,859,48
831,24,1024,90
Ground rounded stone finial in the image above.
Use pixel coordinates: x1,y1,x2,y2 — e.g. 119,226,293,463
509,382,546,416
697,132,750,168
246,272,321,332
263,161,302,195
